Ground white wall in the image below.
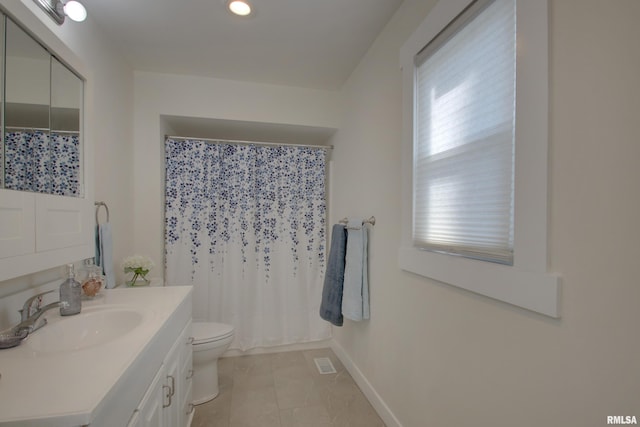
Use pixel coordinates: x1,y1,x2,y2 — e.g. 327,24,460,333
0,1,134,294
132,71,342,275
330,0,640,426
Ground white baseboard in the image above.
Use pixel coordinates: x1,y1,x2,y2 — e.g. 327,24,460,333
330,339,402,427
222,338,332,358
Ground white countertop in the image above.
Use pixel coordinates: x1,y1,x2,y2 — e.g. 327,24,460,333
0,286,192,427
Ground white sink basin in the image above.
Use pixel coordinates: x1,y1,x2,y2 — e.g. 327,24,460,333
25,306,144,353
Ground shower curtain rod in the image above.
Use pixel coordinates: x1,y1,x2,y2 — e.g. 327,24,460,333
166,135,333,151
5,126,50,131
5,126,79,134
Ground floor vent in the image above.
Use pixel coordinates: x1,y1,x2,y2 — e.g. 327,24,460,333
314,357,337,374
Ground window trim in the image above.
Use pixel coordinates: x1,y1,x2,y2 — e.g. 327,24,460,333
399,0,560,318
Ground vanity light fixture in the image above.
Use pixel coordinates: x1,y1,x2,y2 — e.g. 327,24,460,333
228,0,252,16
33,0,87,25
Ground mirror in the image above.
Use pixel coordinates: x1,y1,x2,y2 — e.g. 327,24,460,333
50,57,83,196
2,16,83,197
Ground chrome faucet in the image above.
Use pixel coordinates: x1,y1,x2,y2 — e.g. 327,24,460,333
19,290,55,322
13,290,60,335
14,302,61,334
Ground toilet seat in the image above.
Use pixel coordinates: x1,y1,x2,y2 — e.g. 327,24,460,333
192,322,234,345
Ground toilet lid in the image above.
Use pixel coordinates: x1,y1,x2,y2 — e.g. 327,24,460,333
192,322,234,344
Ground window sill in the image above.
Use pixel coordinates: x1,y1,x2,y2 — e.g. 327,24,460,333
398,247,560,318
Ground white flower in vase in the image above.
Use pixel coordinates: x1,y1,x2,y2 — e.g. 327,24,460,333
122,255,155,286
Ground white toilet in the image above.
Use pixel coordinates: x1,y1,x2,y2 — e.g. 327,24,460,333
191,321,235,405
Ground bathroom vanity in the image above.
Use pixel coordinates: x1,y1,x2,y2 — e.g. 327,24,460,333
0,5,191,425
0,286,193,427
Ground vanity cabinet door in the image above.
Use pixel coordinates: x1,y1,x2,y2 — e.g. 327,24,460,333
181,331,194,426
130,321,192,427
164,343,180,427
164,321,193,427
129,367,166,427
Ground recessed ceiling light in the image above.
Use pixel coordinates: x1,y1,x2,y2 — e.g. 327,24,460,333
228,0,251,16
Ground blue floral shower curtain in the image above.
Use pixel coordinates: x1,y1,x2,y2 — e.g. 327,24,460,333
164,138,331,350
4,131,80,196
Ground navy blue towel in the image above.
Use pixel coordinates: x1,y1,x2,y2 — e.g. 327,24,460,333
319,224,347,326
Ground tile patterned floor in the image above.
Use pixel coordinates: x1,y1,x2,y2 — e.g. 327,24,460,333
191,348,385,427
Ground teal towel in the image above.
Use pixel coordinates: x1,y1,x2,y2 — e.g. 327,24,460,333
97,223,116,289
342,219,369,321
95,225,102,268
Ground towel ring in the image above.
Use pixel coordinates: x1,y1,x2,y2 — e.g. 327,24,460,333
95,201,110,225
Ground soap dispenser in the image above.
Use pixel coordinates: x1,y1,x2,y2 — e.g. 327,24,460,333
59,264,82,316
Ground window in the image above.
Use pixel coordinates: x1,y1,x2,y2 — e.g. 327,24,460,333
413,0,515,265
399,0,560,317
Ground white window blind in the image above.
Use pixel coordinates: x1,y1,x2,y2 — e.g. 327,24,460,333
413,0,516,265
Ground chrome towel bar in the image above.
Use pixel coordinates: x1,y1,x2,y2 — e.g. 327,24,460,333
339,216,375,226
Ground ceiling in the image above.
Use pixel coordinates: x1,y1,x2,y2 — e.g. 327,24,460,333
81,0,404,91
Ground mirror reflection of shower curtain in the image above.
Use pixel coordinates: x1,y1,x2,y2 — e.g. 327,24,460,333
4,130,80,196
164,138,331,351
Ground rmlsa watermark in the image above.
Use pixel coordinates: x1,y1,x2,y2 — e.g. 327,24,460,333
607,416,638,425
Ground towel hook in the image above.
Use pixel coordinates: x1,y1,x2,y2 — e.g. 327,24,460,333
95,201,110,225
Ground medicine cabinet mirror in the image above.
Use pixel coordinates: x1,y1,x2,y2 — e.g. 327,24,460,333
2,14,83,197
0,8,91,283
